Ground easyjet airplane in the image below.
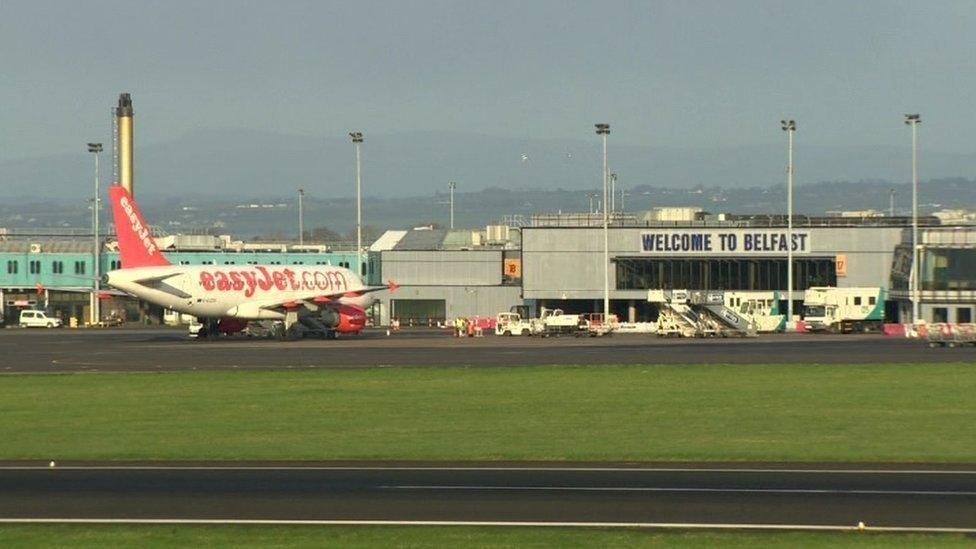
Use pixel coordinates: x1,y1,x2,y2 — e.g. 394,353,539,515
104,185,396,340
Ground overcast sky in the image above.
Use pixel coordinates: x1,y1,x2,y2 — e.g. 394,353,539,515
2,0,974,162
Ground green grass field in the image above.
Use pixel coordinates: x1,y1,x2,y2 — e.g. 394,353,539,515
0,525,973,548
0,362,973,462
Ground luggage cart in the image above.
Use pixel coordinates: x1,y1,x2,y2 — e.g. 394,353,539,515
926,323,976,348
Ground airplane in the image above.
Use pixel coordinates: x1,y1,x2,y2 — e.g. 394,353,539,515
103,185,396,340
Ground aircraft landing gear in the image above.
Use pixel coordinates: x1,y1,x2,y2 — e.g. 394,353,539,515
279,311,303,341
196,319,221,340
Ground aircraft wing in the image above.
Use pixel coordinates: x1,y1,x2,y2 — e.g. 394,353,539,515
257,280,399,311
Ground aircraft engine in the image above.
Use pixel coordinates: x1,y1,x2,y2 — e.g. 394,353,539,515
320,304,366,334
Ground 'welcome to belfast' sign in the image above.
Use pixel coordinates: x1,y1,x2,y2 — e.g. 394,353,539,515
640,229,811,256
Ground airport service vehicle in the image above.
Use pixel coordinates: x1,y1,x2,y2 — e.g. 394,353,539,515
577,312,617,337
539,307,582,334
104,186,397,341
18,310,61,328
495,312,544,336
802,287,885,333
722,291,786,333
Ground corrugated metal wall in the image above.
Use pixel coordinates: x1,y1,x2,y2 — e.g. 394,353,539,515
380,250,503,286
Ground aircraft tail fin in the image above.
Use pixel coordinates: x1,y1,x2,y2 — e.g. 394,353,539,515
108,185,171,269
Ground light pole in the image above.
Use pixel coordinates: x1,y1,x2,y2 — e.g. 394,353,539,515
905,114,921,323
298,188,304,246
780,119,796,329
595,123,610,321
87,142,102,326
889,188,896,217
350,132,364,276
586,192,597,214
448,181,457,229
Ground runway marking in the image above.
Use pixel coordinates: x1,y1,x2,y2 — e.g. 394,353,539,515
2,465,975,474
0,518,973,533
383,485,976,497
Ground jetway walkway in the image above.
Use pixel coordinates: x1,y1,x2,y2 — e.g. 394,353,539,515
648,290,758,338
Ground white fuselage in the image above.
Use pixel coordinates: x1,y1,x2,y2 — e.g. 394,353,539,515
106,264,368,320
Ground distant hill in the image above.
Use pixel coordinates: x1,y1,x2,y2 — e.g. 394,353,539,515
2,129,976,201
1,178,974,240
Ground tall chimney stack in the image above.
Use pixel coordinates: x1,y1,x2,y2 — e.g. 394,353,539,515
115,93,134,196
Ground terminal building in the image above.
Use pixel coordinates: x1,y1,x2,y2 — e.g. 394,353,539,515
521,214,908,322
370,209,976,327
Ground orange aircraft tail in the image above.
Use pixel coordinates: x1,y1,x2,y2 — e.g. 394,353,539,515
108,185,171,268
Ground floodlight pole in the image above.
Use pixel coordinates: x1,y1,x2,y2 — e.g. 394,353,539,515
905,114,921,324
595,123,611,322
781,120,796,330
87,143,103,326
350,132,364,275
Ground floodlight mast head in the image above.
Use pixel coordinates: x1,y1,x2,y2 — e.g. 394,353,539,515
87,143,103,153
594,123,610,135
349,132,363,143
781,119,796,132
904,114,921,125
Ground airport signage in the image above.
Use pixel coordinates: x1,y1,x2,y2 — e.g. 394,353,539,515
639,229,811,256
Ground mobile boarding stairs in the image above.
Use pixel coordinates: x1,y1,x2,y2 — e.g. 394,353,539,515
648,289,758,338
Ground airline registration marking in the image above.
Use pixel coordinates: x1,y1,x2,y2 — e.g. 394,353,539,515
199,267,348,297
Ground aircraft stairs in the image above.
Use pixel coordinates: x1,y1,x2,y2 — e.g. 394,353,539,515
649,289,757,338
689,291,758,337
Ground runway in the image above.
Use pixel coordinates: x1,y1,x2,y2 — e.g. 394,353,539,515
0,327,970,372
0,464,973,531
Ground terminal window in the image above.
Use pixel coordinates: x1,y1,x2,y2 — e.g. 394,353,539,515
921,249,976,291
615,257,837,291
6,260,18,274
958,308,972,323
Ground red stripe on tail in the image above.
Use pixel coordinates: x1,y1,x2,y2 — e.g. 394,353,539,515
108,185,170,268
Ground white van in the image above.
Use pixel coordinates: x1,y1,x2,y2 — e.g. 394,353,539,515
18,310,62,328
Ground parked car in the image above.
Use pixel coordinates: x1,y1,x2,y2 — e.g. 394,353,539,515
19,310,62,328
